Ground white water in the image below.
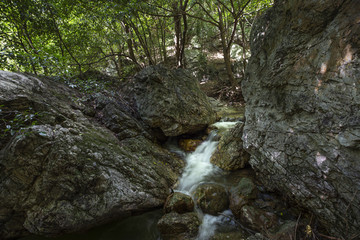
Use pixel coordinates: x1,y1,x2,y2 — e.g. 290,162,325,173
210,121,240,130
197,210,237,240
174,122,240,239
177,132,220,193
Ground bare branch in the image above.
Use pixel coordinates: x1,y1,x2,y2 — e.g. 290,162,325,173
185,12,219,27
228,0,252,49
217,0,233,15
194,1,220,25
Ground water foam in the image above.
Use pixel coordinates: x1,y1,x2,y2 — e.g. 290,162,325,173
177,132,220,193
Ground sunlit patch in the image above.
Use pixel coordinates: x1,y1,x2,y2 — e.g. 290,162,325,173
339,44,353,77
320,63,327,74
270,151,281,162
316,152,326,166
344,44,353,64
314,77,322,94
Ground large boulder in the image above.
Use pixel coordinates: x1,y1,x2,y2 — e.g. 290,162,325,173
242,0,360,238
132,65,216,136
0,71,183,239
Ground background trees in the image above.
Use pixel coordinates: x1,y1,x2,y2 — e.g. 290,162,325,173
0,0,272,85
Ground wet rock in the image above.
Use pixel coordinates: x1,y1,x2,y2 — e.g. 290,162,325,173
210,123,250,171
179,139,203,152
268,220,297,240
210,231,245,240
0,71,183,239
240,205,277,232
246,233,268,240
242,0,360,237
157,212,200,240
132,65,216,136
192,183,229,215
164,192,194,214
230,177,258,219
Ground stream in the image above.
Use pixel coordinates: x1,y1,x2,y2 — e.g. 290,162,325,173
174,122,241,240
21,121,245,240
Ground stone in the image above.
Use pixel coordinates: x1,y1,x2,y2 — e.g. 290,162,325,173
242,0,360,238
132,65,216,136
192,183,229,215
240,205,277,232
164,192,195,214
246,233,268,240
210,123,250,171
0,71,183,239
210,231,245,240
178,139,203,152
229,177,258,219
157,212,200,240
268,220,297,240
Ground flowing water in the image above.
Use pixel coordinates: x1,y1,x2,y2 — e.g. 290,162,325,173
21,122,240,240
173,122,241,240
177,132,220,193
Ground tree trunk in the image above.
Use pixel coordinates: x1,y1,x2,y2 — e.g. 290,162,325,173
240,21,247,76
124,23,139,66
217,4,236,87
159,19,167,62
179,0,189,68
173,2,181,68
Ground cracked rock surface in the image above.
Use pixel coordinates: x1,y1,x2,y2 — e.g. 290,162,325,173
242,0,360,237
0,71,183,239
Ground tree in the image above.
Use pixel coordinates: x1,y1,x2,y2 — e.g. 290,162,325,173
0,0,273,80
187,0,258,87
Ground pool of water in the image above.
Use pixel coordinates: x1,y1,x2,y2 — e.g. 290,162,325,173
21,209,163,240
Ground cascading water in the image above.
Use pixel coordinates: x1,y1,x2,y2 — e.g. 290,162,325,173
177,132,220,193
174,122,240,240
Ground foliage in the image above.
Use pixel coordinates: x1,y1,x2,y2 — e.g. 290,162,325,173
0,105,41,144
0,0,273,83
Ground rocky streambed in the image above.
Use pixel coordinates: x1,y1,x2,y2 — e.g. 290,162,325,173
2,0,360,238
19,119,303,240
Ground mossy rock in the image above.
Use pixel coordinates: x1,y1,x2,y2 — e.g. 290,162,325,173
192,183,229,215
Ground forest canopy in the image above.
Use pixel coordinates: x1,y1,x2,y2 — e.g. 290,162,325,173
0,0,272,86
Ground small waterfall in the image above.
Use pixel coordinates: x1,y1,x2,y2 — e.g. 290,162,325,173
174,122,240,240
197,210,236,240
177,132,220,193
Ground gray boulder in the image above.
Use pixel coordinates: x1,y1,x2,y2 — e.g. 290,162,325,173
210,123,250,171
192,183,229,215
164,192,195,214
132,65,216,136
242,0,360,238
0,71,183,239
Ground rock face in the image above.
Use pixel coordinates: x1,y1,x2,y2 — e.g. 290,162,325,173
0,71,183,239
132,65,216,136
210,123,250,171
242,0,360,237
